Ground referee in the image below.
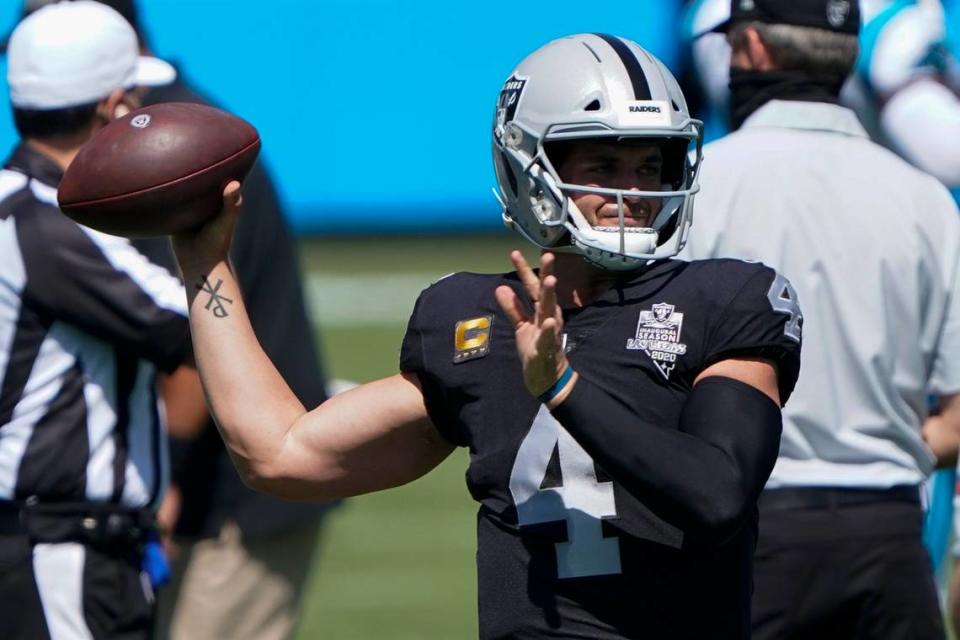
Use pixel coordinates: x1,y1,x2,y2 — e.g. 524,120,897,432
681,0,960,638
0,3,191,638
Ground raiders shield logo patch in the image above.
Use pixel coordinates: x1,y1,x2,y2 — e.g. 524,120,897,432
494,74,527,143
826,0,851,28
453,315,493,364
626,303,688,379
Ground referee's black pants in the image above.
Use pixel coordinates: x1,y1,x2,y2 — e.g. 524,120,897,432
0,503,154,640
752,487,944,640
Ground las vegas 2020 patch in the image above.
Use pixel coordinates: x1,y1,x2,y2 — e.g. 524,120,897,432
626,303,687,379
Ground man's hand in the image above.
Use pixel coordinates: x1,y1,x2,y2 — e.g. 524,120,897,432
495,251,571,400
923,394,960,468
156,484,182,560
171,181,243,274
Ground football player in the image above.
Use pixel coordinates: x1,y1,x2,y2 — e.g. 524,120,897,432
171,34,801,638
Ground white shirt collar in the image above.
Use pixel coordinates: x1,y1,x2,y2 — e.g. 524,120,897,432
740,100,868,138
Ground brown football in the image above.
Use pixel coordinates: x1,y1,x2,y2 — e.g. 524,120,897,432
58,102,260,237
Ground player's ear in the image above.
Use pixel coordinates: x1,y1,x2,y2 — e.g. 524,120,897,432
96,89,131,124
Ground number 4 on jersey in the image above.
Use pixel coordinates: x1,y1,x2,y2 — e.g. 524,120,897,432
509,406,621,579
767,272,802,343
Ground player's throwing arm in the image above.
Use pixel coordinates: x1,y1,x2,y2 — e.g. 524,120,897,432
171,183,454,501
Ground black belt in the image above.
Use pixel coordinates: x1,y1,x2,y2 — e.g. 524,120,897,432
0,500,153,549
759,486,921,511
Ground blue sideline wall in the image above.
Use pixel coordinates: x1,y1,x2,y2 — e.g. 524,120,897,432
0,0,682,233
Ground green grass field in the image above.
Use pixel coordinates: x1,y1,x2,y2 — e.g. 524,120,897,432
293,234,535,639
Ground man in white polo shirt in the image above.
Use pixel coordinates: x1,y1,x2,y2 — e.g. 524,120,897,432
681,0,960,637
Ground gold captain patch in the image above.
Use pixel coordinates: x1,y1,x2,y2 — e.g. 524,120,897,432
453,315,493,363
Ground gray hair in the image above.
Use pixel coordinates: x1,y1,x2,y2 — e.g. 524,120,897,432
728,21,859,82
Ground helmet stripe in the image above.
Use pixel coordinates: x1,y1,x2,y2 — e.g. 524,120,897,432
591,33,652,100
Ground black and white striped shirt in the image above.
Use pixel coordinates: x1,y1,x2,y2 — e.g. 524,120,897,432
0,145,191,509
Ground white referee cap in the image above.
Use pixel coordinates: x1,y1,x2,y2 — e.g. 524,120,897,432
7,0,175,110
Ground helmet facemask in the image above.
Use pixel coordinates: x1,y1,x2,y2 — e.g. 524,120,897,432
497,125,703,270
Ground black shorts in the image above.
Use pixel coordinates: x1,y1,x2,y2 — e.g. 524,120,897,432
752,488,944,640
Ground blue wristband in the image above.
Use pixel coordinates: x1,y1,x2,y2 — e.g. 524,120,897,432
538,366,575,405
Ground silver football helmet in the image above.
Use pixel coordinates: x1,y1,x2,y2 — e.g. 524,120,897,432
493,34,704,269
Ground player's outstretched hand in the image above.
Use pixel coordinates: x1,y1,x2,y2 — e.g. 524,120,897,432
495,251,570,398
171,181,243,273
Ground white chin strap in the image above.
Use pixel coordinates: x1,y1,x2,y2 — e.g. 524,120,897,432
562,196,662,269
572,227,659,270
579,226,659,255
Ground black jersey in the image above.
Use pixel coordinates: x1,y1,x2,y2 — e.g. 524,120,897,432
400,258,801,639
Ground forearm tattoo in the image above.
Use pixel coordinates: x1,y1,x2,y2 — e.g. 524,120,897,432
196,276,233,318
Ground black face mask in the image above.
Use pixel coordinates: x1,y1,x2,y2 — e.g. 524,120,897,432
728,68,843,130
